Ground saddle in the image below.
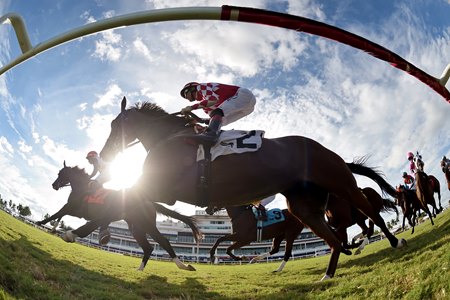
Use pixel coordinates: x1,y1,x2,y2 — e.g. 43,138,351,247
196,130,265,209
84,186,110,205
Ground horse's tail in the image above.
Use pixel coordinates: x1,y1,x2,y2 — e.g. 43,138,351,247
153,203,203,242
346,157,397,198
380,198,399,218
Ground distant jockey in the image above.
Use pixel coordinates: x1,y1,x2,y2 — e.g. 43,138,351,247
402,171,415,190
414,151,424,172
407,152,416,175
86,151,112,190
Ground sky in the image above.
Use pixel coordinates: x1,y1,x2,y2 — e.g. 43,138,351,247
1,0,450,234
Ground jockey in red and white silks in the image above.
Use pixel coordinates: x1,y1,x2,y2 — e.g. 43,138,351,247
180,82,256,145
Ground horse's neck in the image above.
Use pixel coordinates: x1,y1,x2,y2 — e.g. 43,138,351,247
137,123,194,151
70,178,90,193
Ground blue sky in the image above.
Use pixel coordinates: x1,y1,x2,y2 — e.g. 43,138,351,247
1,0,450,232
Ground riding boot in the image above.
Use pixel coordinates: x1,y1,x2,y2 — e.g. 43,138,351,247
191,114,223,146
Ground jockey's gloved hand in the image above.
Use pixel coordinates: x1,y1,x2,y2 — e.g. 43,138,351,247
181,106,193,115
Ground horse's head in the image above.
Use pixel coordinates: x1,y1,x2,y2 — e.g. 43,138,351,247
52,161,72,190
52,161,89,190
99,96,194,162
99,96,138,162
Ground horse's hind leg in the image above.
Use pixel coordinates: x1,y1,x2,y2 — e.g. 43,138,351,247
345,188,405,249
127,221,154,271
210,234,238,263
250,235,283,264
285,186,343,280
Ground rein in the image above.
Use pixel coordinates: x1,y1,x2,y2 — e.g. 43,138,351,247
123,111,207,149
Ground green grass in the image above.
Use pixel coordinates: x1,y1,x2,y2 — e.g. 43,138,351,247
1,209,449,300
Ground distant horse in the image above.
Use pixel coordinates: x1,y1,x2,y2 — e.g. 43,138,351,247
210,205,305,272
326,187,398,255
415,172,440,220
37,162,201,271
395,185,422,234
440,158,450,190
79,97,406,280
427,175,442,212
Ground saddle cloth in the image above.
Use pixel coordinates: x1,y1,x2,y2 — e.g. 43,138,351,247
196,130,265,161
251,207,285,227
84,188,110,205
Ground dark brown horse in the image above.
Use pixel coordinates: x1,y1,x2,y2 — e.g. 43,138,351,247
79,97,406,280
395,185,422,234
210,205,305,272
440,158,450,190
37,162,201,271
415,171,440,220
326,187,398,254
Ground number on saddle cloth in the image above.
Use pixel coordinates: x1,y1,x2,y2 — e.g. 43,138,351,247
196,130,265,162
251,207,285,227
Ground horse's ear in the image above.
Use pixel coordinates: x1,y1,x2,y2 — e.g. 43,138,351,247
63,160,66,167
121,96,127,112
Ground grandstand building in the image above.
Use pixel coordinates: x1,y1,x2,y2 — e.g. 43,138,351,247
79,209,332,263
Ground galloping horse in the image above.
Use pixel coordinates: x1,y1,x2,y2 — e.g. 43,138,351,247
440,158,450,190
78,97,406,280
395,185,422,234
326,187,398,255
415,172,440,220
427,175,442,212
210,205,305,272
38,162,200,271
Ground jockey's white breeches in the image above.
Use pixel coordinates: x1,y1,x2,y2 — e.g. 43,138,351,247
217,88,256,126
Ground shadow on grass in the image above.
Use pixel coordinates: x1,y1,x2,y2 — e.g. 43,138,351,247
0,234,231,299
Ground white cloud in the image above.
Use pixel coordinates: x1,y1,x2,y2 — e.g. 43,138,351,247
18,139,32,153
91,13,123,62
0,136,14,155
93,84,123,109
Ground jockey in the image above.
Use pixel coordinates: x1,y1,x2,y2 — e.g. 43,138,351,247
402,171,415,190
86,150,112,246
407,151,416,175
414,151,424,172
86,151,112,190
442,156,450,173
180,82,256,145
254,195,276,221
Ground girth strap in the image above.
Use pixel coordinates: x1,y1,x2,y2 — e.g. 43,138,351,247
197,144,212,207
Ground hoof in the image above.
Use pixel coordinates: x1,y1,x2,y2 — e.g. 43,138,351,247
187,265,196,271
396,238,407,249
342,248,352,256
320,274,332,281
61,230,77,243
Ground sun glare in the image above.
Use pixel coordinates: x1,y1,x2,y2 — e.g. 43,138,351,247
103,146,147,190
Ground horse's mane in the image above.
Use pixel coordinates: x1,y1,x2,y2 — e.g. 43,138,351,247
69,166,90,179
134,102,169,117
134,101,195,128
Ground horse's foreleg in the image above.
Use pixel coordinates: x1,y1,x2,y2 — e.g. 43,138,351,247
127,222,154,271
250,235,283,264
210,234,237,264
147,225,195,271
274,237,295,273
285,187,343,280
226,241,250,261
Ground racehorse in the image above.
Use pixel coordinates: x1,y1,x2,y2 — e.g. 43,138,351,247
210,205,305,272
427,175,442,212
395,185,422,234
211,187,396,272
326,187,398,255
37,162,201,271
415,172,440,220
440,158,450,190
81,97,406,280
